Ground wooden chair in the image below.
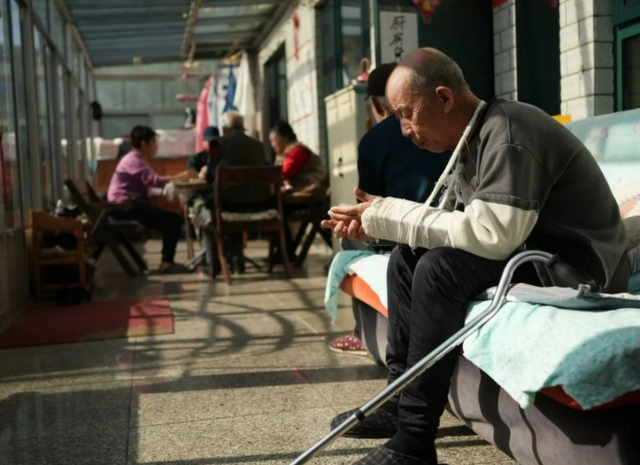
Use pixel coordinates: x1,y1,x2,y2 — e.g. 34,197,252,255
28,210,90,301
213,166,292,285
284,188,333,266
64,179,147,277
84,180,105,204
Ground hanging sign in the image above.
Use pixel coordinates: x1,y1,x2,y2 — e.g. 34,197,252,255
380,11,419,63
407,0,444,21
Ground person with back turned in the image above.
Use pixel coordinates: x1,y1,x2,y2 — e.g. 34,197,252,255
329,63,451,358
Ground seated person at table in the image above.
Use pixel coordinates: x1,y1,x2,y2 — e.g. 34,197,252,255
205,111,269,274
269,121,329,259
269,121,328,198
330,63,451,357
186,125,221,188
185,126,220,272
322,48,627,465
107,125,191,274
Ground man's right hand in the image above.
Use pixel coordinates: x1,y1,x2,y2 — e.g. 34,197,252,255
321,188,381,241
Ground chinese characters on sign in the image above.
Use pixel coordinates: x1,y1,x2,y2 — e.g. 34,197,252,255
389,15,407,61
380,11,418,64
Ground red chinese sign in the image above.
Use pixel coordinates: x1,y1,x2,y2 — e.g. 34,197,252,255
407,0,444,21
292,10,300,60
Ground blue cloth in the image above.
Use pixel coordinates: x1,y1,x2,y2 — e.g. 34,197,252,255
324,251,373,323
357,116,451,204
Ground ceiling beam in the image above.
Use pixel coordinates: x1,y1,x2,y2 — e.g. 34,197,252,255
86,34,181,44
251,0,297,49
195,31,255,41
80,22,187,33
74,14,184,26
181,0,204,61
94,74,210,81
94,56,182,67
202,0,281,6
81,27,186,39
85,40,184,51
197,14,269,26
70,6,189,18
67,0,190,6
93,51,181,61
196,42,248,50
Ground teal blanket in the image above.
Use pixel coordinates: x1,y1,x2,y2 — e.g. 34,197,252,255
464,284,640,409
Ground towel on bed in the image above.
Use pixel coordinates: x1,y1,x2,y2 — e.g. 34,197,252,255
464,284,640,409
324,253,640,410
324,251,374,322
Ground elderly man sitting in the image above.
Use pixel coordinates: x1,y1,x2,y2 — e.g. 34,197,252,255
322,48,628,465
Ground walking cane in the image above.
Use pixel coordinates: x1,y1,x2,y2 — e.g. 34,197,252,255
289,250,553,465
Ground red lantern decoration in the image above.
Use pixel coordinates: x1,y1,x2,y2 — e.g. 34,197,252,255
407,0,444,21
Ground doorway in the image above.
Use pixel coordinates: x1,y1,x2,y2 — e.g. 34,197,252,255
264,45,288,135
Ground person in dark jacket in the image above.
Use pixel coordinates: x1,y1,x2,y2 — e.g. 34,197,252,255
202,112,268,274
186,126,220,184
329,63,451,357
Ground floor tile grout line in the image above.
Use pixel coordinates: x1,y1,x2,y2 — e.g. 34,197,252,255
124,337,139,464
130,405,336,430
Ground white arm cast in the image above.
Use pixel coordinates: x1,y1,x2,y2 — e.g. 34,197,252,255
361,197,538,260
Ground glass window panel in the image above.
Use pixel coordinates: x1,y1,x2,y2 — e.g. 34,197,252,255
340,0,370,88
51,5,65,57
34,29,53,207
622,32,640,110
321,0,338,96
57,63,69,181
72,86,82,177
0,1,17,229
8,0,28,224
32,0,48,27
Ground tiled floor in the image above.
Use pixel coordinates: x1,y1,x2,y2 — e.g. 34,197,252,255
0,241,515,465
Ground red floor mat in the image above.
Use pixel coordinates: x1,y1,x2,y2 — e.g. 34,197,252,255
0,299,174,348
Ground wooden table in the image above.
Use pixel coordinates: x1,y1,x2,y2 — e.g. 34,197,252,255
173,180,210,260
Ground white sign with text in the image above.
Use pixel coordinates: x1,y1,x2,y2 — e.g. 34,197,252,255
379,11,419,64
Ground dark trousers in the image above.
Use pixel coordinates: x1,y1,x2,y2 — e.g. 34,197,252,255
113,202,182,264
386,246,540,444
200,228,244,267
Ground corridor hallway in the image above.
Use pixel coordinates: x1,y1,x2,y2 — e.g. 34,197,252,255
0,241,515,465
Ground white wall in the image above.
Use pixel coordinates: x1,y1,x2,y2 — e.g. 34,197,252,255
493,0,518,100
559,0,614,119
257,3,323,156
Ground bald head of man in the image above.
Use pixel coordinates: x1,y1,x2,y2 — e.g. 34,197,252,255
386,48,480,153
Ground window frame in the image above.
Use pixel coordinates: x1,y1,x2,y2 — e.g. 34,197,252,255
615,19,640,111
613,0,640,27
